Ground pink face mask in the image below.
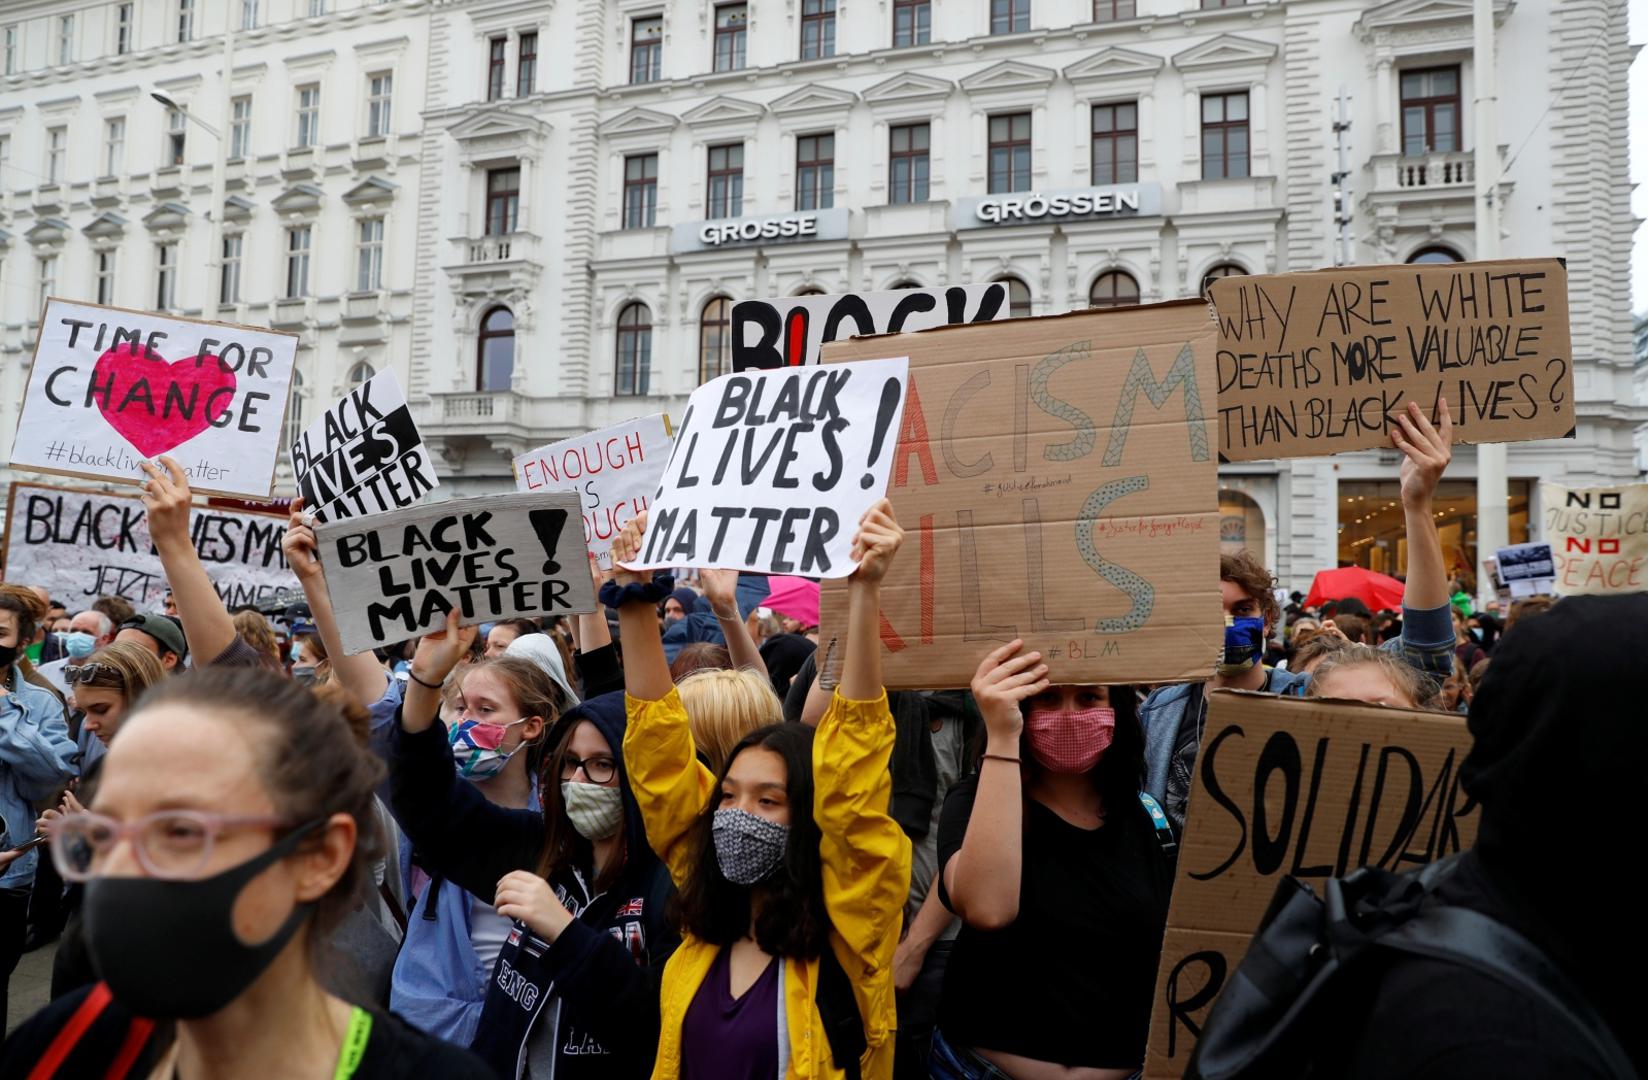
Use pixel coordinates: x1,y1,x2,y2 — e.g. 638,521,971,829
1025,706,1116,774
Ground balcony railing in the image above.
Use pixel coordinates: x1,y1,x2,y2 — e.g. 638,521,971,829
467,237,517,263
1396,151,1474,188
439,391,522,423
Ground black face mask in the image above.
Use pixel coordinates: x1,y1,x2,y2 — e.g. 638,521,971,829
0,643,18,669
84,819,324,1019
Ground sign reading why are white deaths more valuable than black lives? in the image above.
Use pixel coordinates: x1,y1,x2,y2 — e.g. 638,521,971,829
731,283,1010,371
624,358,909,578
290,369,439,524
512,413,673,569
10,299,298,499
314,490,597,655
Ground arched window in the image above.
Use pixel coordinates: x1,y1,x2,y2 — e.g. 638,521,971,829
699,296,732,384
1089,270,1140,310
282,370,305,455
1407,245,1462,264
616,301,652,396
347,360,375,386
1200,262,1246,297
794,286,825,296
477,306,514,391
1218,489,1266,558
890,279,922,290
994,276,1031,318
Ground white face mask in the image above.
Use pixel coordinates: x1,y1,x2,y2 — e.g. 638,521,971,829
561,781,623,840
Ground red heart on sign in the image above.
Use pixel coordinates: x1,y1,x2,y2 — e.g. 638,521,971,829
92,342,238,459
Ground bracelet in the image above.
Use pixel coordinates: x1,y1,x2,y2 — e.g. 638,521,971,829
407,668,442,690
598,572,676,611
981,753,1021,765
712,608,741,622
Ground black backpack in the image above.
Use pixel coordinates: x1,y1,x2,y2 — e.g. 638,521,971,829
1186,854,1637,1080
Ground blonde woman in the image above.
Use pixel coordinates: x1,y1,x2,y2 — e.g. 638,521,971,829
65,642,167,750
676,668,785,774
231,610,283,672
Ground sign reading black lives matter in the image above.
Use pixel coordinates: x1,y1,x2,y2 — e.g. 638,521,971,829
290,370,439,524
9,299,298,499
624,358,909,578
314,490,597,654
731,284,1009,371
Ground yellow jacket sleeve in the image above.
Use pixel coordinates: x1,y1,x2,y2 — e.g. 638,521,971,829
623,689,716,889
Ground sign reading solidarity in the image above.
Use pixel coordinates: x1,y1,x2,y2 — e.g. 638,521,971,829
1142,691,1479,1080
314,490,597,654
623,358,909,578
10,300,299,499
731,283,1010,371
290,370,438,524
1,482,301,610
819,301,1222,689
512,414,674,569
1541,481,1648,596
1210,259,1574,461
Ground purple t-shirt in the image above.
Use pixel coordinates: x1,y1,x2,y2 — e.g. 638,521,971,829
681,947,780,1080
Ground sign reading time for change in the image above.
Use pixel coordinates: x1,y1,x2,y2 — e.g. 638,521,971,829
290,369,438,525
10,299,298,499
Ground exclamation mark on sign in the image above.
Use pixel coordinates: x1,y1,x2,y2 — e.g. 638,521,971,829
861,378,902,489
528,509,568,575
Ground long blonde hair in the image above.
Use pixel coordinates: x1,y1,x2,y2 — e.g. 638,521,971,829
677,667,784,773
232,610,283,671
75,640,168,702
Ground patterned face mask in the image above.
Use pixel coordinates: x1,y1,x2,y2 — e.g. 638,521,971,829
711,808,789,886
1025,706,1116,774
1218,616,1268,676
561,781,623,841
448,717,528,780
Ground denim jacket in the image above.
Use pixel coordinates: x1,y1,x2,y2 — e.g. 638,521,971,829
0,663,77,889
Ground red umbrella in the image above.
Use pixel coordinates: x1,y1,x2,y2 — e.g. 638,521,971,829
764,576,821,628
1303,566,1405,612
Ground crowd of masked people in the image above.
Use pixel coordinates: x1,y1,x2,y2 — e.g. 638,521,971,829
0,403,1637,1080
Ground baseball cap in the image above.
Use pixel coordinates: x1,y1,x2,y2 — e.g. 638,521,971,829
120,613,189,661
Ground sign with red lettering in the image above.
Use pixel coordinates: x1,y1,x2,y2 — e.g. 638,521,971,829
511,414,674,569
1542,481,1648,596
732,284,1010,371
8,299,298,499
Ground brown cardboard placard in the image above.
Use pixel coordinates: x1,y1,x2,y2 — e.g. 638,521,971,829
818,301,1221,689
1211,258,1573,462
1143,690,1479,1079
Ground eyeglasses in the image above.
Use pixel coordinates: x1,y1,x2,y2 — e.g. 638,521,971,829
47,810,307,883
64,663,117,687
560,755,616,785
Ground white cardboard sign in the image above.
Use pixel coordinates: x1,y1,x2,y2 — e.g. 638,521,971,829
731,283,1010,371
291,370,438,524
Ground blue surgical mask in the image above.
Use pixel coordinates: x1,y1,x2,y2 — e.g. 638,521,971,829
290,642,304,663
56,631,97,660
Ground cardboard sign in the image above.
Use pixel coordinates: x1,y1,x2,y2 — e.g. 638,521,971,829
731,283,1010,371
314,490,596,654
512,414,674,569
10,299,299,498
1143,691,1479,1079
291,370,438,524
1541,481,1648,596
1494,541,1554,597
1,482,301,610
1211,259,1573,461
818,301,1222,689
624,359,909,578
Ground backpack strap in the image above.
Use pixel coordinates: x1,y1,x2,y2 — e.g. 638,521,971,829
814,943,866,1080
1137,791,1177,858
28,983,120,1080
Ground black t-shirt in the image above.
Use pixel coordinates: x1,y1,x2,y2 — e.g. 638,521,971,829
934,776,1175,1070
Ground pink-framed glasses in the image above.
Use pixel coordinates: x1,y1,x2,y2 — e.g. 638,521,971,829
46,810,307,883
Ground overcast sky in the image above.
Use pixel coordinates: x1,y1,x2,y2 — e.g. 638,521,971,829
1632,0,1645,313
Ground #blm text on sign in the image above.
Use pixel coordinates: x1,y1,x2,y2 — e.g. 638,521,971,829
1541,481,1648,596
314,490,597,655
731,283,1010,371
1142,690,1479,1080
819,300,1222,690
1210,258,1573,462
9,299,299,499
290,369,439,524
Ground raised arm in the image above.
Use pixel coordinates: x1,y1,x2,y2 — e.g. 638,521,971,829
699,568,766,678
577,553,614,654
140,456,237,664
282,496,388,708
402,606,477,734
1388,398,1456,680
839,500,900,701
612,513,672,703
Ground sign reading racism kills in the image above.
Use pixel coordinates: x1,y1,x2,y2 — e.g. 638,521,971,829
290,370,439,524
314,491,597,655
1540,481,1648,596
1,482,301,610
818,301,1222,689
1210,259,1574,461
1142,691,1479,1080
731,283,1010,371
623,359,909,578
512,414,674,569
10,299,299,499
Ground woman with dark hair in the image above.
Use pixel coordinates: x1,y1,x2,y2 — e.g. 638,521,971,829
930,641,1175,1079
613,501,911,1079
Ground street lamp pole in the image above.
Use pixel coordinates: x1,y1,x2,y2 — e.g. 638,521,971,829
206,19,237,314
1473,0,1508,609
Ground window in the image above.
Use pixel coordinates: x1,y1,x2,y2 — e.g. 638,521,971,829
893,0,930,46
165,109,187,166
230,97,252,159
178,0,193,43
1407,245,1462,264
95,251,116,306
240,0,258,30
1091,102,1137,185
1093,0,1135,19
46,127,66,183
285,226,312,298
487,37,506,100
801,0,835,60
477,306,514,391
1400,66,1460,156
1200,262,1246,296
38,256,57,312
990,0,1029,34
103,118,125,176
889,123,930,204
699,297,732,383
367,74,393,137
1089,270,1140,308
988,112,1032,193
631,16,662,83
623,153,658,229
517,32,537,96
221,234,243,304
58,14,73,65
155,243,177,310
356,217,384,291
348,361,375,385
1201,91,1249,179
295,85,320,149
997,277,1031,318
116,4,132,54
485,167,520,235
796,133,834,211
282,371,304,456
0,137,10,183
309,0,327,16
4,25,16,75
707,143,743,219
714,4,747,72
615,302,652,396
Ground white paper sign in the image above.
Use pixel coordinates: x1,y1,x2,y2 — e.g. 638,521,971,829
626,358,910,578
1541,481,1648,596
9,299,298,499
291,370,438,524
314,490,597,654
512,414,673,569
732,283,1010,371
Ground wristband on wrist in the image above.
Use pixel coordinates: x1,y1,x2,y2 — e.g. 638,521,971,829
598,572,676,611
407,668,442,690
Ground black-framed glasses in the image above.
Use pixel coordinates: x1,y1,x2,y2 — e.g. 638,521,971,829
560,755,616,784
64,663,117,687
